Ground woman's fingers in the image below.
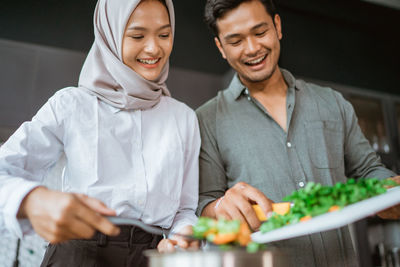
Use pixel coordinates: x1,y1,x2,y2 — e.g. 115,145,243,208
75,194,116,216
169,225,200,251
65,216,97,239
21,188,120,243
158,239,177,253
188,240,200,249
73,194,120,237
176,238,189,249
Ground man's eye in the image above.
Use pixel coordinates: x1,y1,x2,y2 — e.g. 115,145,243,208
229,40,242,46
255,30,267,36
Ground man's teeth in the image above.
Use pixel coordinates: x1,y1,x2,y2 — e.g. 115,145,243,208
246,55,266,65
138,58,160,64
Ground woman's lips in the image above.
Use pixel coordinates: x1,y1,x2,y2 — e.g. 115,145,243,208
137,58,161,69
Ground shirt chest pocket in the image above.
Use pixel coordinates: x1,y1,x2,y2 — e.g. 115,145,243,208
305,120,344,169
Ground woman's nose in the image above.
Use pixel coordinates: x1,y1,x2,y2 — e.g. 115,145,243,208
143,37,160,55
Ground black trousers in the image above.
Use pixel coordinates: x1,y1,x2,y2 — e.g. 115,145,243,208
40,225,163,267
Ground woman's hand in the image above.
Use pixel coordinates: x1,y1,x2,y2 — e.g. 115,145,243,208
157,225,199,253
17,187,120,243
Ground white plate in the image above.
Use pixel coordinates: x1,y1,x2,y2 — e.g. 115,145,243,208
251,186,400,244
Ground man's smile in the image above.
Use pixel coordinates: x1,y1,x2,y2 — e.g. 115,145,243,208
244,54,267,66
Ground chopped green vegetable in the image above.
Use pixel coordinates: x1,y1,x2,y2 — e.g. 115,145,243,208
192,217,264,252
261,178,398,233
216,218,241,234
192,217,217,239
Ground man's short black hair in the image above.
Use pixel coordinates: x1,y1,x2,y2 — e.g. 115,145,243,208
204,0,278,37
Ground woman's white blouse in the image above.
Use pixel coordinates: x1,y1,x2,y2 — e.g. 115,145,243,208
0,88,200,237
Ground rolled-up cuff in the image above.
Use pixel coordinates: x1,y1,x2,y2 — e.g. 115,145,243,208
4,182,41,238
364,170,397,181
196,196,218,217
169,212,198,236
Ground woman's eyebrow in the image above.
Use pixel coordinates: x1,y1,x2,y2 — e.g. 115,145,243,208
127,24,171,31
127,26,146,31
158,24,171,30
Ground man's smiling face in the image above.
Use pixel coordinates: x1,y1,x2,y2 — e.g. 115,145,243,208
215,0,282,84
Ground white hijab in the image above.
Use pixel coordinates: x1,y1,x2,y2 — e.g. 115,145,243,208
78,0,174,110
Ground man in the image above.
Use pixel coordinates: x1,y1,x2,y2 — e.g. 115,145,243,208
196,0,400,266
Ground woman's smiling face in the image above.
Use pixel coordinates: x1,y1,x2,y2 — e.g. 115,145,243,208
122,0,172,81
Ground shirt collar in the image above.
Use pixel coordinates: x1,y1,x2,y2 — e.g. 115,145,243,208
228,68,301,100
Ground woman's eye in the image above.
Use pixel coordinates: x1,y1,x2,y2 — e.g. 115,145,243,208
131,36,144,40
159,33,170,38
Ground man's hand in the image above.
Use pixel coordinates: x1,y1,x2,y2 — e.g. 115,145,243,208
157,225,199,253
17,187,120,243
377,176,400,220
202,182,273,230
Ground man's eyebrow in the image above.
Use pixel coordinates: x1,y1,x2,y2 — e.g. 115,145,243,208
127,24,171,31
224,33,241,41
251,22,269,31
223,22,269,41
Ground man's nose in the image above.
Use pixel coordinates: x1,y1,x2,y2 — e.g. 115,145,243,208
244,37,260,56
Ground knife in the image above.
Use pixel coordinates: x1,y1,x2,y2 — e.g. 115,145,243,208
106,216,167,236
106,216,201,241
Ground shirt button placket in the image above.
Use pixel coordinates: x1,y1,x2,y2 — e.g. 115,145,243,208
244,89,251,101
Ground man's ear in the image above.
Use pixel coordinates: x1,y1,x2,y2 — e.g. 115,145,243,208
274,14,283,40
214,37,227,59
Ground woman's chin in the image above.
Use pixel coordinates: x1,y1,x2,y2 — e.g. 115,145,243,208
132,65,165,81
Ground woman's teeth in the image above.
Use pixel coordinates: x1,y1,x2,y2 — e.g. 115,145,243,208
246,55,266,65
137,58,160,64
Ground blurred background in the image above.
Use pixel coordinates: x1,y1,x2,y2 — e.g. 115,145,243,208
0,0,400,266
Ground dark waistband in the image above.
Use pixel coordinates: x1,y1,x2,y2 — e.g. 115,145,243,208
88,225,163,247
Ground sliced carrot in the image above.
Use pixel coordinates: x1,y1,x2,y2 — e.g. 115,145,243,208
300,215,312,222
237,223,251,246
213,233,238,245
328,205,340,212
252,204,267,221
272,202,291,215
252,202,291,221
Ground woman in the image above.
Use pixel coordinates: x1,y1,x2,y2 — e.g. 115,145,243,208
0,0,199,266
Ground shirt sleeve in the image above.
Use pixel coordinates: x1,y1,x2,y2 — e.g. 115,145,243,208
336,92,397,179
0,96,64,237
195,100,228,216
169,110,200,234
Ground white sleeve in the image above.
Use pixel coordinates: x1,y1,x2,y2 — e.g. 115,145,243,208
169,111,200,234
0,96,64,237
